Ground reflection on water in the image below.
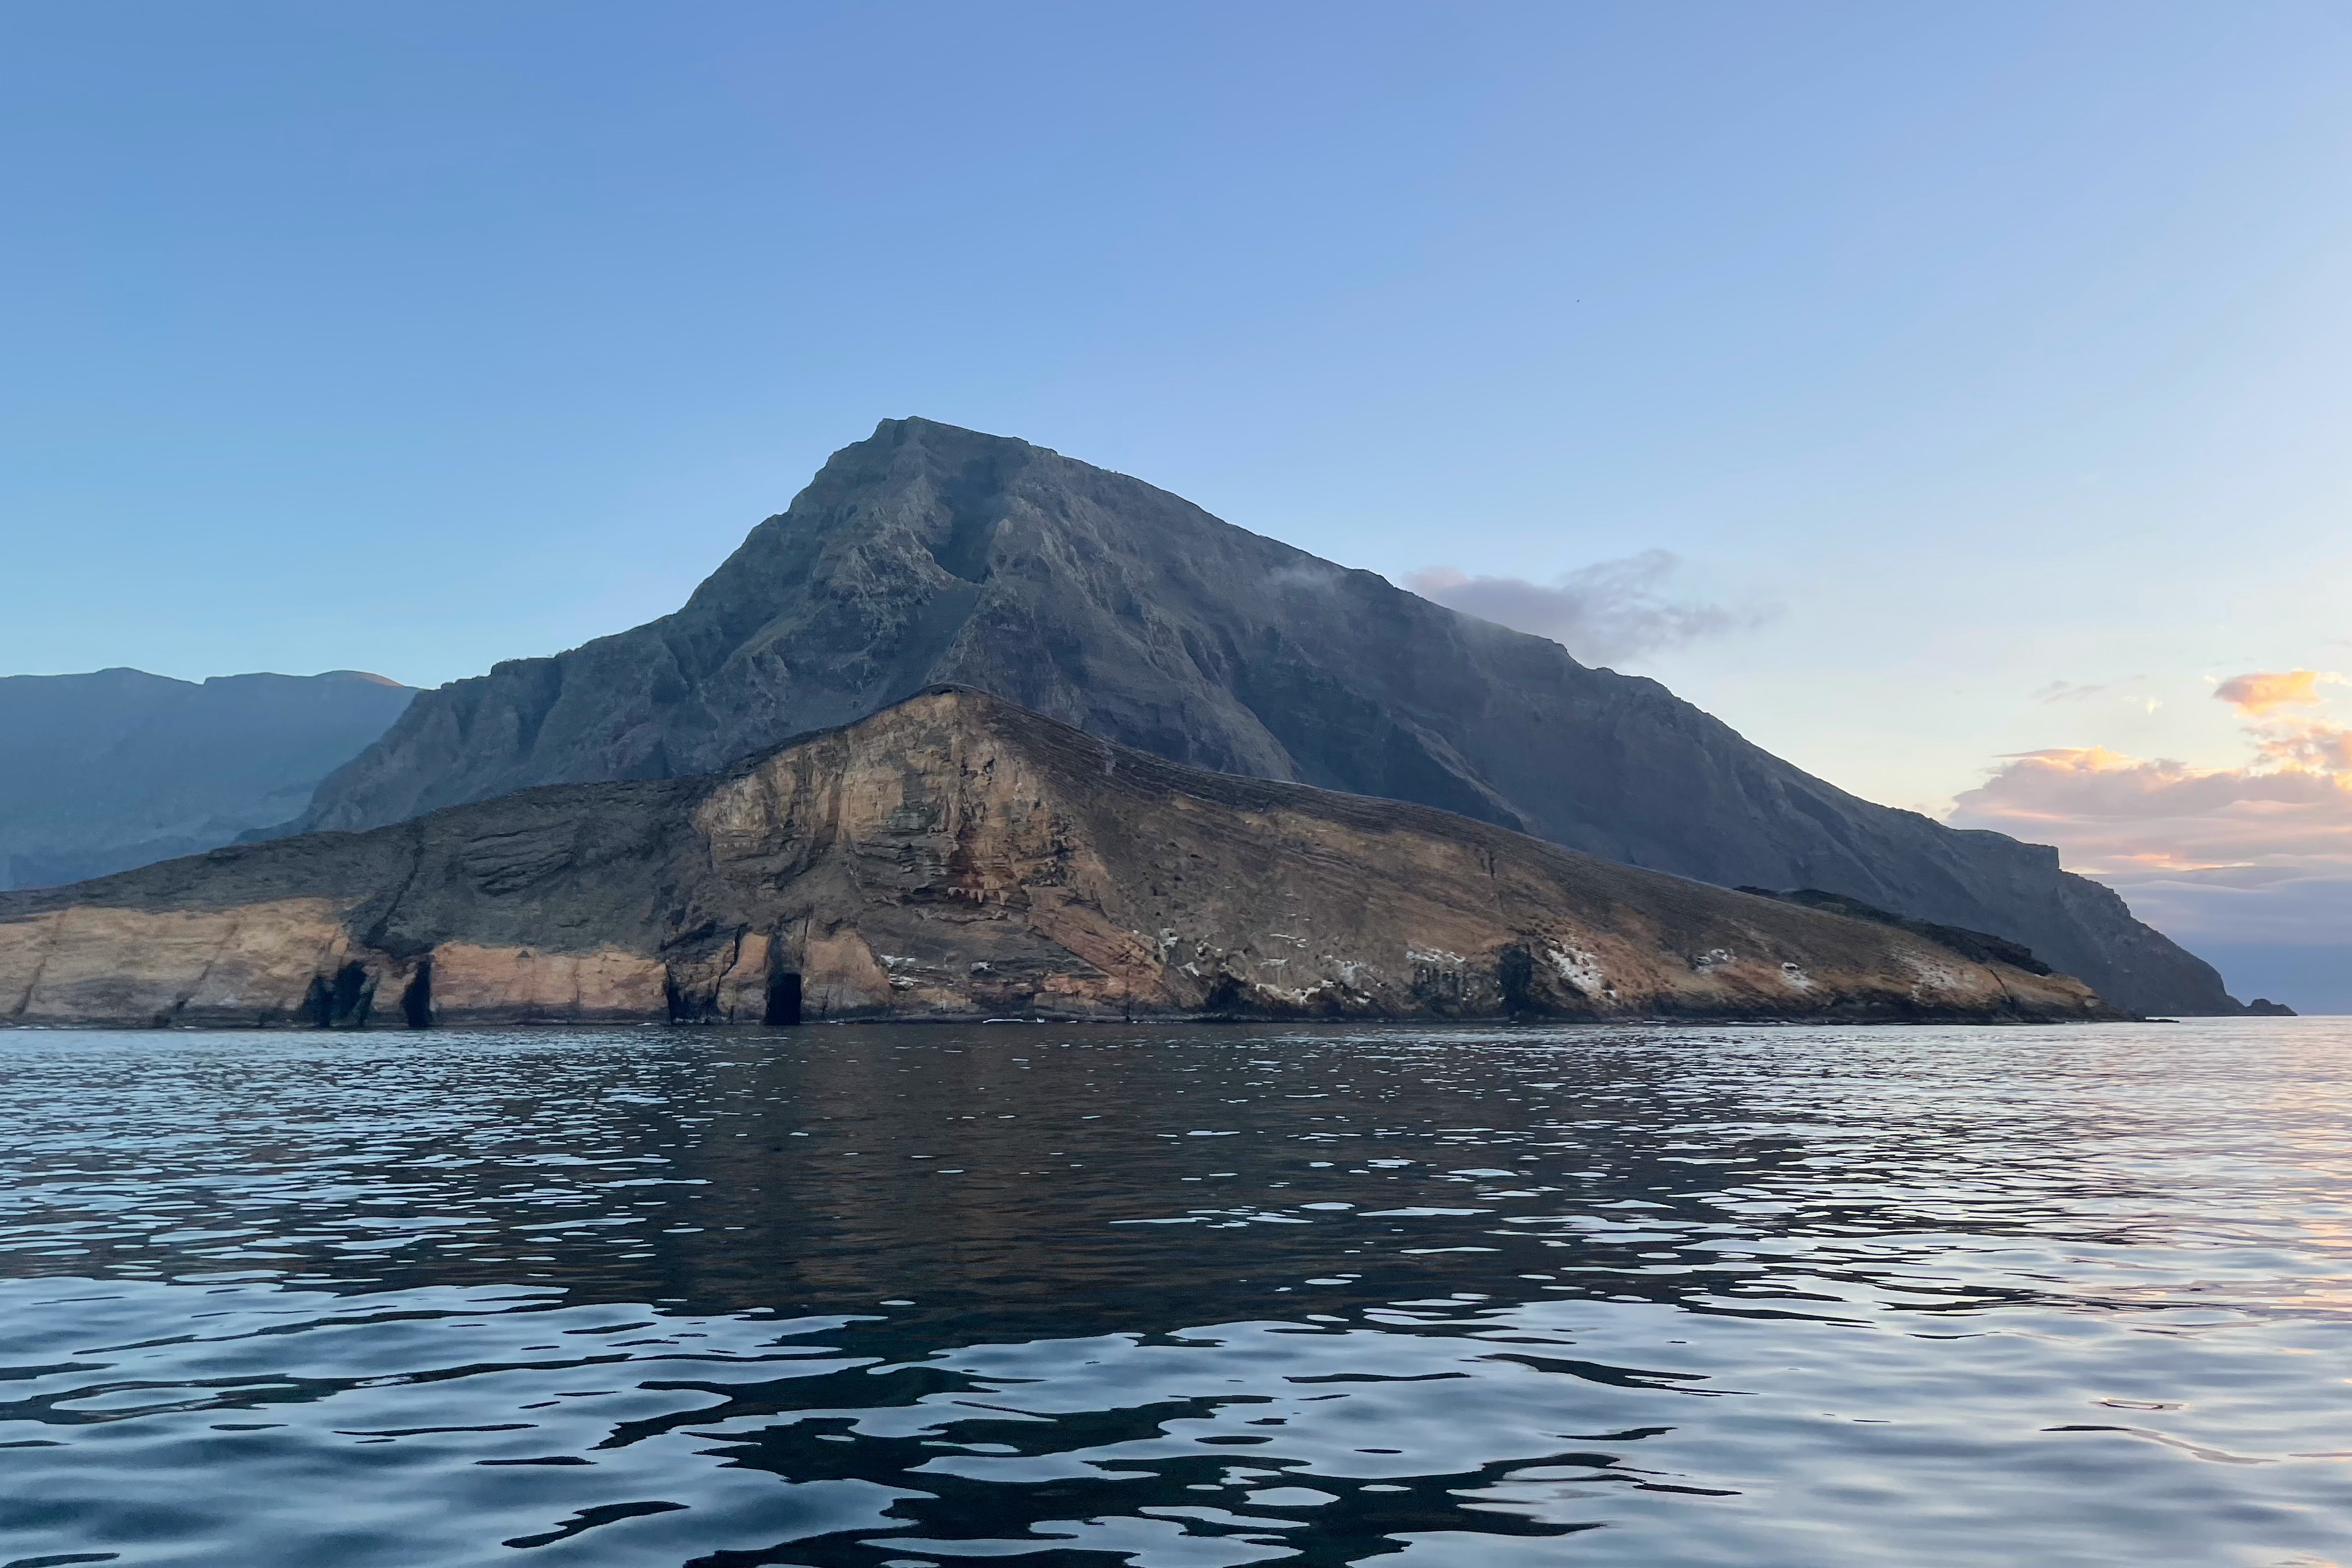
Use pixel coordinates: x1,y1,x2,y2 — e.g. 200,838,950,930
0,1019,2346,1566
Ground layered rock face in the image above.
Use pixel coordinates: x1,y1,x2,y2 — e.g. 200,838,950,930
0,668,415,889
292,418,2233,1014
1,689,2114,1029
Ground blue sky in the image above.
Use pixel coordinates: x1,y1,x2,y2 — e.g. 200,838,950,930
4,2,2348,1002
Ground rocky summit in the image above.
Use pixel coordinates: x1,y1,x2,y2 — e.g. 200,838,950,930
0,688,2116,1029
292,417,2236,1016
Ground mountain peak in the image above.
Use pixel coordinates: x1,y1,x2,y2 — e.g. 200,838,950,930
290,421,2241,1015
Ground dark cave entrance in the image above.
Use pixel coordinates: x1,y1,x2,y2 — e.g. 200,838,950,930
764,971,802,1026
400,961,433,1029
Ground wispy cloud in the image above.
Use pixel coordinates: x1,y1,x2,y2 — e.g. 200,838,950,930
2030,679,2116,704
1404,550,1764,666
2093,862,2352,948
2028,676,2162,713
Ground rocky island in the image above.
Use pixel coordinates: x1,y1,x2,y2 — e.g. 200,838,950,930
1,688,2117,1029
282,418,2239,1016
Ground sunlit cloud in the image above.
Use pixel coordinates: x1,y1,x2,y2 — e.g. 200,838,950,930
1950,684,2352,967
1950,744,2352,872
1404,551,1766,666
2213,668,2331,715
2254,718,2352,773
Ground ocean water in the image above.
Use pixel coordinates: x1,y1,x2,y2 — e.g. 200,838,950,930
0,1018,2346,1568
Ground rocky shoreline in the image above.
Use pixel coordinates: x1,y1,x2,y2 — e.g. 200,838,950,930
1,689,2122,1031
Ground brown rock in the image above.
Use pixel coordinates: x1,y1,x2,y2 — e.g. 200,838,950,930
0,689,2122,1029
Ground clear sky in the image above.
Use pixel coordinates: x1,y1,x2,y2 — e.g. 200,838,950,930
5,3,2348,1001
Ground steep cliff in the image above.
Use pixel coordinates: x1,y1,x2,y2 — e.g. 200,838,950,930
292,418,2234,1014
0,668,415,888
1,689,2114,1029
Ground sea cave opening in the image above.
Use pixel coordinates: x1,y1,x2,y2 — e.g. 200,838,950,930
400,961,433,1029
764,970,802,1027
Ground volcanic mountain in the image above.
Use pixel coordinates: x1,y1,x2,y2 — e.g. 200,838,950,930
1,688,2113,1028
290,417,2234,1015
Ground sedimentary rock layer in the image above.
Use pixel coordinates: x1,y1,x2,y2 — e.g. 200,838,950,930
287,418,2234,1015
2,689,2117,1030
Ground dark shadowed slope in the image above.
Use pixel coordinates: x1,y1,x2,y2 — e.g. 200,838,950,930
295,418,2236,1015
2,688,2114,1028
1,668,414,888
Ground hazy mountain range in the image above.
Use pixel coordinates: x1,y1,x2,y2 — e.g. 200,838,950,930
0,668,414,889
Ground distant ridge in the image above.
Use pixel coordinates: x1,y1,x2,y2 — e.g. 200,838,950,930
293,417,2240,1014
0,668,414,888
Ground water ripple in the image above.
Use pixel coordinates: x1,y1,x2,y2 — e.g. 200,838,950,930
1,1018,2347,1566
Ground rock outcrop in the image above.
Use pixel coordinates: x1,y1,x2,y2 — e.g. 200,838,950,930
1737,887,2055,975
0,668,415,889
287,417,2233,1015
1,689,2116,1029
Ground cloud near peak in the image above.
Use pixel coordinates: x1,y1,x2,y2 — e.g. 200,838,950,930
1404,550,1763,666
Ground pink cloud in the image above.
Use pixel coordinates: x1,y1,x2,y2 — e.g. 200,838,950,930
2254,719,2352,773
2213,668,2330,715
1949,744,2352,872
1949,702,2352,964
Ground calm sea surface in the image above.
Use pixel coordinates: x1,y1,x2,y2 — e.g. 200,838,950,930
0,1018,2346,1567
